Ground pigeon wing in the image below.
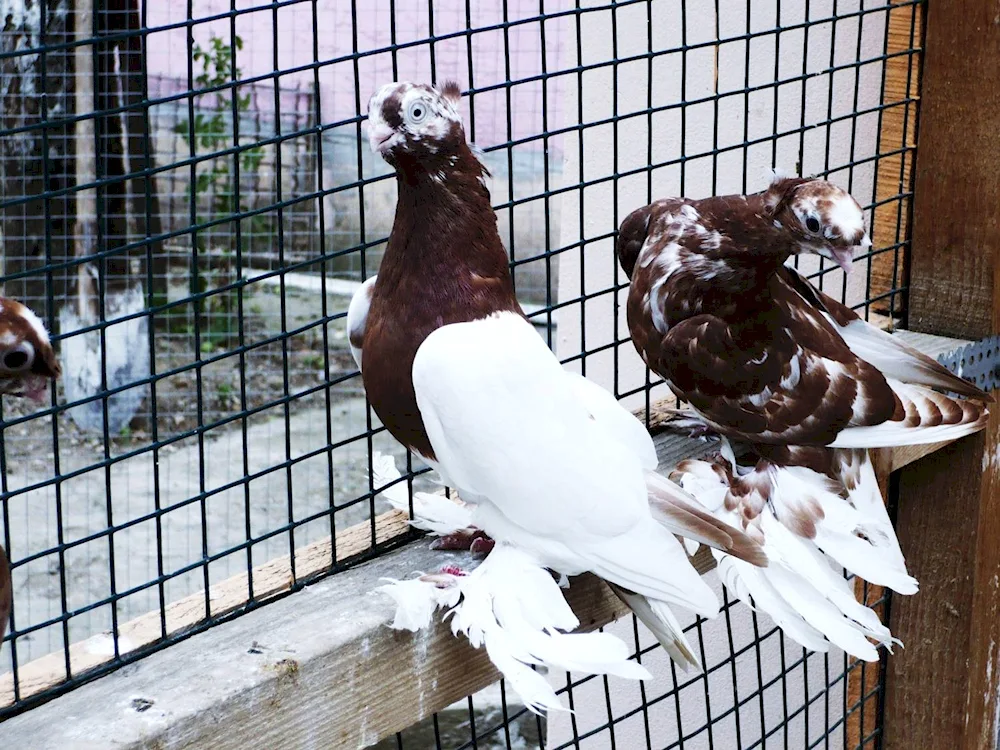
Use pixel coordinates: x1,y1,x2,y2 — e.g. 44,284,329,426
778,265,991,401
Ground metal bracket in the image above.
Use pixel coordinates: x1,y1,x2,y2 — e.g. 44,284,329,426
937,334,1000,393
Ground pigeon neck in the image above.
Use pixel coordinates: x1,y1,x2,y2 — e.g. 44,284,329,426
378,159,520,316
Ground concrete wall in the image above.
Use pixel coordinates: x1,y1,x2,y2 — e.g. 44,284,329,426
550,0,888,744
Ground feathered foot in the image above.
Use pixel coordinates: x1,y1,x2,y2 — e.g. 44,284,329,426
377,544,652,713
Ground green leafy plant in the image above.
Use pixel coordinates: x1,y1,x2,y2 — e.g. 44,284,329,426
173,34,271,347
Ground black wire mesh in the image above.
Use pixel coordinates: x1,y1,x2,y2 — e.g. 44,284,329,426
0,0,920,743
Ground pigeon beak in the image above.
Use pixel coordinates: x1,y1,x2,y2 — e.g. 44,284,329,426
16,375,51,405
367,123,397,155
818,245,856,274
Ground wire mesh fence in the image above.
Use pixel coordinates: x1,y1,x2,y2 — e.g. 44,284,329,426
0,0,920,743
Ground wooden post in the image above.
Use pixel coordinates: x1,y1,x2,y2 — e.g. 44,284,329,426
882,1,1000,748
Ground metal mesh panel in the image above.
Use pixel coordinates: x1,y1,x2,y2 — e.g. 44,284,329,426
0,0,920,742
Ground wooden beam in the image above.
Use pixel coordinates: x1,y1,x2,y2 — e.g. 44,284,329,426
0,508,414,710
845,448,893,749
0,541,621,750
883,1,1000,747
884,418,1000,750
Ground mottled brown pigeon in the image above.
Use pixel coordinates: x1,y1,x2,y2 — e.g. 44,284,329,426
616,174,989,659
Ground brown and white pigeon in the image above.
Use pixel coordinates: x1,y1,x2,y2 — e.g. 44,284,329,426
616,174,990,660
349,81,767,689
0,296,61,644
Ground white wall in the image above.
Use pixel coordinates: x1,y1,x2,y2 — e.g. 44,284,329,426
549,0,889,745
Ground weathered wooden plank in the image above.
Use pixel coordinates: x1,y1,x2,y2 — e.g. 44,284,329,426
0,507,414,709
845,448,893,749
0,525,719,748
884,415,1000,750
0,543,580,749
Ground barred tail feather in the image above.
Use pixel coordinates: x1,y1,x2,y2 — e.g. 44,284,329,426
672,446,901,659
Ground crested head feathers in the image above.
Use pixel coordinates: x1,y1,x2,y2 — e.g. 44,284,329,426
366,80,491,189
762,175,870,273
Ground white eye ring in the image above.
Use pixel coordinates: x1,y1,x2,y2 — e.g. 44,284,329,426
804,214,822,234
1,342,33,372
406,99,429,124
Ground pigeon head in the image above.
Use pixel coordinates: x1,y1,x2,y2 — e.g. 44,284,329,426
0,297,60,404
367,81,466,169
763,175,871,274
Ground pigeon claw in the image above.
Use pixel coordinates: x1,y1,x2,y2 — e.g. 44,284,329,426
469,535,496,557
658,409,719,441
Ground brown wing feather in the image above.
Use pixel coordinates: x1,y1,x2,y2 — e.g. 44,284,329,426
649,278,900,445
778,266,992,402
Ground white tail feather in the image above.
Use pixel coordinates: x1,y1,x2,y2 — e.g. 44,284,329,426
716,555,831,654
588,519,720,618
765,461,917,595
760,515,893,642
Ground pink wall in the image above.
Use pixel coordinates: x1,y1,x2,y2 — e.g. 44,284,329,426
143,0,566,151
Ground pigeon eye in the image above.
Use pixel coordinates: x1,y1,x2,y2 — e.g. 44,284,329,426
407,101,428,124
805,216,821,233
2,347,30,371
